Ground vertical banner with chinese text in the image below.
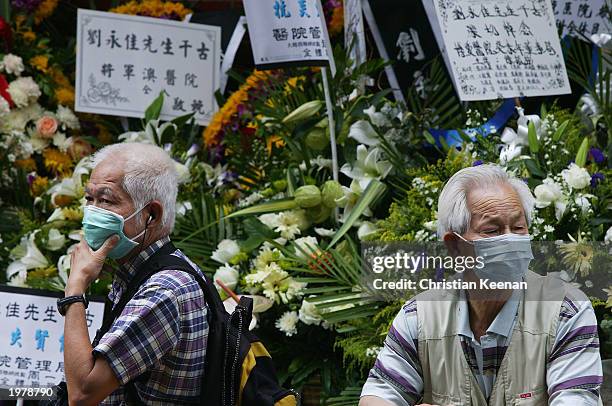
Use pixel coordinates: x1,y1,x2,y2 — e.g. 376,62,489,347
243,0,336,75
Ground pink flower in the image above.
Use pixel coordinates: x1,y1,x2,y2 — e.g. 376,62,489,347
36,116,58,138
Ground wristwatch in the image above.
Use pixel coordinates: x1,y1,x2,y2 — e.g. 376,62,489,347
57,294,89,316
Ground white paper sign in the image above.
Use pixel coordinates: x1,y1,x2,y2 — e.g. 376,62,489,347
76,9,221,125
344,0,367,67
432,0,572,101
243,0,336,75
0,287,104,387
553,0,611,39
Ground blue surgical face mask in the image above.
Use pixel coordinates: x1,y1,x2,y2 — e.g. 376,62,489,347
454,232,533,283
82,204,148,259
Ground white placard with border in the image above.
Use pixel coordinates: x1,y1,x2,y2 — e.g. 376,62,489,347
0,286,104,388
432,0,572,101
243,0,336,75
76,9,221,125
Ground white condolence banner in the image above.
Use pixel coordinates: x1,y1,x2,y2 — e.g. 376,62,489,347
76,9,221,125
0,286,104,388
243,0,336,75
431,0,572,101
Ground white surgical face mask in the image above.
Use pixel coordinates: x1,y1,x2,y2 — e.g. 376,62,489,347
454,232,533,283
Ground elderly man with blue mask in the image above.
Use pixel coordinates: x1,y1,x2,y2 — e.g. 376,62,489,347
59,142,209,405
360,164,603,406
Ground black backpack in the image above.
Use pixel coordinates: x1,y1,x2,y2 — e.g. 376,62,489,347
91,241,299,406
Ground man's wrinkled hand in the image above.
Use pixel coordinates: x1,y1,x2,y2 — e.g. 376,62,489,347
66,235,119,295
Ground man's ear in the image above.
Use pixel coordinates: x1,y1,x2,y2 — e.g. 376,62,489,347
146,201,164,229
443,231,461,256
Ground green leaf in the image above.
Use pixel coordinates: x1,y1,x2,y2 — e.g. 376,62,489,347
171,112,195,128
527,121,539,154
575,137,589,167
144,92,164,122
328,180,386,248
226,199,298,218
523,158,546,178
552,120,570,142
423,131,437,146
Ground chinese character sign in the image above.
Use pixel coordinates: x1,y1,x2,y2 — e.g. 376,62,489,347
76,9,221,125
432,0,572,101
552,0,611,39
243,0,336,75
0,287,104,387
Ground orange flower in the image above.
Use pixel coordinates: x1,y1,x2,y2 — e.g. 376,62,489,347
203,70,271,147
15,158,36,171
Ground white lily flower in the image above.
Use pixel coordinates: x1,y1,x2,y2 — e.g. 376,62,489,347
363,105,391,127
336,179,372,222
341,144,393,189
348,120,380,146
46,228,66,251
211,239,241,264
357,221,379,240
8,232,49,283
499,143,523,164
47,208,65,222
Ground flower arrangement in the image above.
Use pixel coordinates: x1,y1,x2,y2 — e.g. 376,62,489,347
110,0,192,20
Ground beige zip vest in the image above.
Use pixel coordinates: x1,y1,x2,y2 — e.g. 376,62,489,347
415,271,596,406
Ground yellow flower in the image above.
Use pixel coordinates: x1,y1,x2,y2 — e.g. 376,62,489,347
34,0,59,24
96,123,113,144
558,238,593,277
603,287,612,308
22,30,36,42
55,87,75,106
43,148,74,176
29,55,49,73
62,207,83,221
31,176,49,197
267,135,285,155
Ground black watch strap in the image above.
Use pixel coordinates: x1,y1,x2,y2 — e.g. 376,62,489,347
57,294,88,316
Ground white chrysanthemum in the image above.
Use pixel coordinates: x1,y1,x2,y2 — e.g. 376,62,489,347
213,264,240,291
293,236,318,259
274,209,308,240
561,163,591,190
7,77,41,108
275,311,299,336
605,226,612,244
298,299,322,325
0,54,25,76
0,96,10,115
56,105,80,130
211,239,241,264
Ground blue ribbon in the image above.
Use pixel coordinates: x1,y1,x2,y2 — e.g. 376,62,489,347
428,98,518,148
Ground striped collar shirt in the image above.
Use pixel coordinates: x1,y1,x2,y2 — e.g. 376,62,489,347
361,287,603,405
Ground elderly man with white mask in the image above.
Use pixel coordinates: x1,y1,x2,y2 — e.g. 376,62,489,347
360,164,603,406
59,142,208,404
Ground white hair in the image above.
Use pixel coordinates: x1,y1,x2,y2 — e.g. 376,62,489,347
436,164,535,239
91,142,178,234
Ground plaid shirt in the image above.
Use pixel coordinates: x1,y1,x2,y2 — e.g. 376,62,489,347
93,237,209,405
